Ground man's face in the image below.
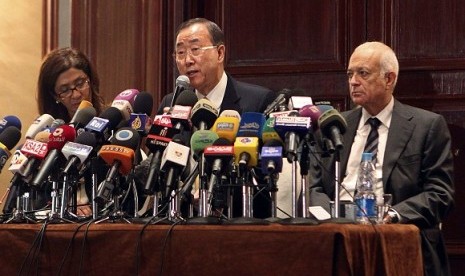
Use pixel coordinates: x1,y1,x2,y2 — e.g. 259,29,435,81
347,48,393,114
174,23,224,95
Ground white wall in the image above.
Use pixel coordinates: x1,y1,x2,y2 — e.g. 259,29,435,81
0,0,43,211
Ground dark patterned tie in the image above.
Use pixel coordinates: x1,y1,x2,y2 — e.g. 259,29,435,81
364,117,381,163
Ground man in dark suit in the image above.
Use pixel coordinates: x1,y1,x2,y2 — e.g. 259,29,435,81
157,18,275,218
309,41,454,275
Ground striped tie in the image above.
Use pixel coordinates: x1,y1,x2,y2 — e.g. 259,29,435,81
364,117,381,163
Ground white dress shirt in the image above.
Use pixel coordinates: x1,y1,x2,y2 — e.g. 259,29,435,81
340,96,394,204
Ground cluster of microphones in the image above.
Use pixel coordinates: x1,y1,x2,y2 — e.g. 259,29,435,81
0,75,348,224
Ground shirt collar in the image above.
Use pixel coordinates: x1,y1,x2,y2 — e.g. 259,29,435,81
195,72,227,111
360,96,394,128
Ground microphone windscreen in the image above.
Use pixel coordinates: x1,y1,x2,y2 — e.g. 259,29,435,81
175,90,198,107
190,130,219,158
318,108,347,135
100,107,124,131
25,114,55,138
71,106,97,126
299,104,321,130
74,131,97,147
133,91,154,116
48,125,76,150
219,110,241,121
34,130,51,143
113,89,140,106
317,104,334,113
237,112,266,138
211,116,239,143
111,127,140,150
0,115,22,132
176,75,190,89
77,100,93,109
190,99,219,129
0,126,21,150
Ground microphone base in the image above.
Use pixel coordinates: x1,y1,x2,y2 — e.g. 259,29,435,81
227,217,270,225
265,217,283,223
319,217,355,224
279,217,319,225
185,216,223,225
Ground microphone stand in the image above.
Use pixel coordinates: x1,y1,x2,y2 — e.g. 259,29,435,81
280,138,318,225
186,154,221,224
265,173,280,222
324,145,353,224
4,176,37,224
95,171,133,224
228,165,268,225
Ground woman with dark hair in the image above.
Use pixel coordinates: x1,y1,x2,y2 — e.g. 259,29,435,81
36,47,106,217
37,47,105,122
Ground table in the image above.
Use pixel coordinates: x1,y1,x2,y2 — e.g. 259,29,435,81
0,222,423,275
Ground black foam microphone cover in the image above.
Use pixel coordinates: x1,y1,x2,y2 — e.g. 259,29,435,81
0,126,21,150
175,90,198,107
133,91,154,116
100,106,124,131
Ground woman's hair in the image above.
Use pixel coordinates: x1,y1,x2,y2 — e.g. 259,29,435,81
37,47,105,122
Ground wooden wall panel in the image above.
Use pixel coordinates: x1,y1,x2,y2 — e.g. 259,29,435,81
70,0,169,113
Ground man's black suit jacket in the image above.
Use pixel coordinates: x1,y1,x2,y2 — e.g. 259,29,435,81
158,74,275,218
309,99,455,276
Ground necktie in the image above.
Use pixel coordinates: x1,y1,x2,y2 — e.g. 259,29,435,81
364,117,381,163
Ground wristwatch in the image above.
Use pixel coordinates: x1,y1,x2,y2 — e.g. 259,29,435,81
386,209,400,224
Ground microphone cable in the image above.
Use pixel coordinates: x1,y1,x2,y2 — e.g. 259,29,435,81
57,218,97,275
18,218,48,276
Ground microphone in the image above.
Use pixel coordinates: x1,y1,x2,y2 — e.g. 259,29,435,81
170,75,191,108
190,129,219,161
190,99,219,130
273,111,311,162
70,100,93,125
111,89,140,120
233,112,266,169
0,126,22,172
261,139,284,175
34,130,51,143
0,115,22,133
142,115,180,194
129,91,154,136
211,116,240,143
70,106,97,131
299,104,321,131
261,117,283,144
85,106,123,144
317,107,347,150
219,109,241,121
204,138,234,204
170,90,198,131
237,112,266,138
95,127,140,205
25,114,55,139
234,136,259,169
31,125,76,187
288,96,313,111
160,134,190,198
61,131,97,174
263,88,292,116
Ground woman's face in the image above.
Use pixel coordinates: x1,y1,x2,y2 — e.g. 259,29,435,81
54,68,91,118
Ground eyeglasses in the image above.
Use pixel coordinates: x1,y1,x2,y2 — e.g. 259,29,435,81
56,78,90,98
173,45,218,60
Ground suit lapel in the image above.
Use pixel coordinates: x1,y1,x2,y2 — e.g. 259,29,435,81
382,100,415,190
220,76,242,114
